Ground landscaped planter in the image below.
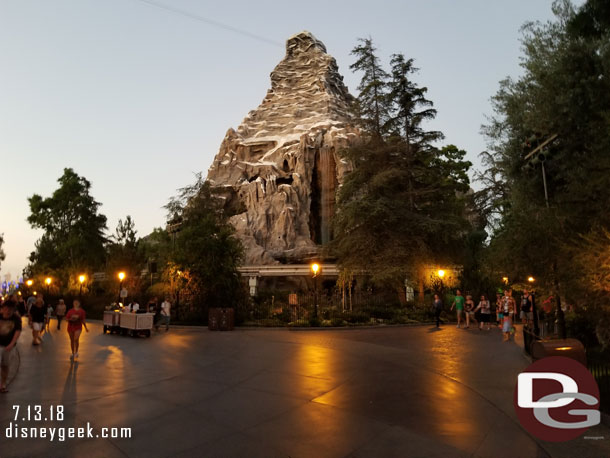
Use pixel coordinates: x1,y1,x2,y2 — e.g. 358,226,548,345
208,307,235,331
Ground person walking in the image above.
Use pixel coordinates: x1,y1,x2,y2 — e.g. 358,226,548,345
17,296,26,317
45,302,54,333
28,297,45,345
464,295,477,329
432,294,443,328
147,297,158,314
501,290,516,342
0,300,22,393
520,290,533,328
55,299,66,330
26,294,36,315
450,290,465,328
475,295,491,330
65,300,88,361
495,292,503,328
157,297,171,332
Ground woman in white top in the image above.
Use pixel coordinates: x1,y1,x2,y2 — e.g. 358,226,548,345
156,298,171,332
474,295,491,330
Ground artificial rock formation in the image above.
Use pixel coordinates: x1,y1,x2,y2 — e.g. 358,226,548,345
206,31,360,265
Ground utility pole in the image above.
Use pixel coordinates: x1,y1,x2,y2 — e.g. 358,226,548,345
523,133,566,339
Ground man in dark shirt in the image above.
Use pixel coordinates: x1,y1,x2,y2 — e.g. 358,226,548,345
520,290,533,327
28,298,46,345
0,300,22,393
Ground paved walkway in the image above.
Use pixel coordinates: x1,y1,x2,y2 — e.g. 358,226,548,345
1,321,609,457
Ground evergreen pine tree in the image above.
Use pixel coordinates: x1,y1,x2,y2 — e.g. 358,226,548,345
349,37,390,137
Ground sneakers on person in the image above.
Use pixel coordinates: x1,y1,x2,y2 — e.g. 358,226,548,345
70,354,74,361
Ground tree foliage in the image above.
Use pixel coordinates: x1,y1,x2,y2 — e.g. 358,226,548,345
27,168,107,279
334,38,473,287
479,0,610,346
165,174,245,313
350,37,391,137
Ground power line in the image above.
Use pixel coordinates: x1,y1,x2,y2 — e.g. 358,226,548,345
128,0,283,48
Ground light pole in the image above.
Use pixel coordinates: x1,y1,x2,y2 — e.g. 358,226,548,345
311,263,320,320
78,274,86,298
176,270,182,312
527,276,540,336
523,134,566,339
45,277,52,296
118,272,126,305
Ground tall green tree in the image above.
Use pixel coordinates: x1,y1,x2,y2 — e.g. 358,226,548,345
27,168,107,281
480,0,610,343
165,174,244,315
334,41,473,288
106,216,144,294
350,37,390,137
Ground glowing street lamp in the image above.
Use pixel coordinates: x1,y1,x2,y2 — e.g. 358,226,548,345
78,274,86,297
45,277,52,295
311,263,320,276
311,263,321,320
26,279,33,287
528,276,535,283
437,269,445,295
502,276,509,285
118,272,126,305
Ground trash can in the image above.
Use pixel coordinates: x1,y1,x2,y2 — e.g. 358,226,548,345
530,338,586,365
208,308,234,331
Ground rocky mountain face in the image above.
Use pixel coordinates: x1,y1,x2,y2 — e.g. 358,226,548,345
206,31,360,265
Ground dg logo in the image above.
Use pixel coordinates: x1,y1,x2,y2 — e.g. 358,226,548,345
514,356,601,442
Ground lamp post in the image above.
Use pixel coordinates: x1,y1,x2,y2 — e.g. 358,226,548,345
45,277,52,296
118,272,126,305
527,276,541,337
78,274,86,298
176,270,182,312
523,135,566,339
311,263,320,319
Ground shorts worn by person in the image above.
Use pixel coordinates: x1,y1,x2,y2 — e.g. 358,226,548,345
0,301,22,393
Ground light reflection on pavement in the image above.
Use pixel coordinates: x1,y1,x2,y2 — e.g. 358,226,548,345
0,322,608,458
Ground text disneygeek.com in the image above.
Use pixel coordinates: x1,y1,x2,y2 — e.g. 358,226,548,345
4,405,131,442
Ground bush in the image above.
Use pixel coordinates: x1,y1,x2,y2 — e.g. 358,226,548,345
565,309,600,349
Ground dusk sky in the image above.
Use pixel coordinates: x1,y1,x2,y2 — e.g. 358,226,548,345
0,0,578,278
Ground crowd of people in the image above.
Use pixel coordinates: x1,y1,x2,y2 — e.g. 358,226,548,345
435,288,535,342
0,292,174,393
0,293,87,392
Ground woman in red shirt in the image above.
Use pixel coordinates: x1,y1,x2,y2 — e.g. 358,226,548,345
65,300,88,361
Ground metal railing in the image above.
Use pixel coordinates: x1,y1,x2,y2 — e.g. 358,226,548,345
238,291,420,327
588,362,610,414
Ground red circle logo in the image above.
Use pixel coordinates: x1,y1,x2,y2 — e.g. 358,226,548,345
513,356,600,442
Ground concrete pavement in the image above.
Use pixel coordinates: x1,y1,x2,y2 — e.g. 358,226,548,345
1,320,608,457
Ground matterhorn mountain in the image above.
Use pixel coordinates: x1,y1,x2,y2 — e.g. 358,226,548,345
206,31,361,265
